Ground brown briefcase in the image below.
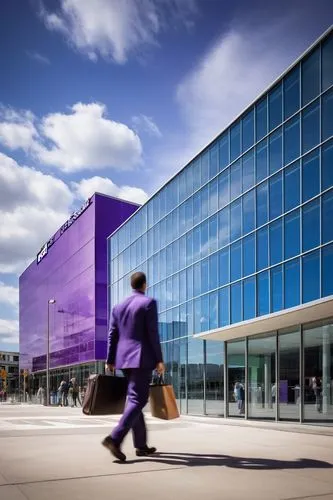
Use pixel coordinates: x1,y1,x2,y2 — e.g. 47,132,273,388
82,373,127,416
149,378,180,420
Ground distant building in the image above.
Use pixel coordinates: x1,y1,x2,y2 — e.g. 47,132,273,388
0,351,19,394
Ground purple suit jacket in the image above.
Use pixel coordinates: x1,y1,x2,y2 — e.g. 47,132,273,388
106,291,163,370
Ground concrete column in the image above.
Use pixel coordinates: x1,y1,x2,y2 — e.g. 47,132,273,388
322,325,332,415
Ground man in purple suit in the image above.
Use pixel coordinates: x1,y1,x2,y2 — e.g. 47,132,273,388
102,272,165,462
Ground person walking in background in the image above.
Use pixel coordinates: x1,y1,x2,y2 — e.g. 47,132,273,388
69,378,80,407
102,272,165,462
234,381,245,414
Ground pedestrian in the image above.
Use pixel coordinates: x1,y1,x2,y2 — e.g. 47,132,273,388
69,378,80,407
102,272,165,462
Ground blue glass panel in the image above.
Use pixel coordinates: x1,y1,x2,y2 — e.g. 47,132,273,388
302,250,320,304
201,258,209,294
284,209,300,259
257,270,269,316
179,202,186,235
269,172,282,220
179,235,186,270
243,277,256,320
187,266,193,299
187,300,194,335
185,165,194,199
322,88,333,141
243,233,255,277
210,144,219,179
231,282,242,324
193,262,201,297
172,209,179,243
160,217,166,248
256,181,268,227
230,160,241,200
270,218,283,266
193,159,201,192
284,161,300,212
173,273,180,307
269,127,282,174
256,138,268,183
147,200,153,229
194,297,201,334
257,226,268,271
172,239,179,274
209,178,218,215
201,185,209,221
201,220,209,258
219,247,230,286
193,191,201,226
219,287,230,327
218,207,230,247
209,252,219,291
322,244,333,297
322,33,333,92
231,241,242,281
242,149,255,192
186,231,193,266
242,108,254,152
219,132,229,171
193,226,200,262
284,65,300,119
185,197,193,232
243,189,255,235
230,199,242,241
302,100,320,154
269,83,282,131
159,189,166,219
219,169,230,209
271,265,283,312
302,199,320,252
322,190,333,244
322,140,333,191
284,115,300,165
230,121,241,161
209,291,218,330
302,149,320,203
209,214,218,253
302,47,320,106
201,152,209,185
166,277,172,309
256,97,268,142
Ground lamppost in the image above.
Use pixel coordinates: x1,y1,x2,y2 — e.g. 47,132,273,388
47,299,56,406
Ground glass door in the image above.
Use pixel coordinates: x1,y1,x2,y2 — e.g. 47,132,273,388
227,339,245,417
278,328,301,420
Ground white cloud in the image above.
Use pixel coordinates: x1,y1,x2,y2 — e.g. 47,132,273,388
39,0,197,63
0,282,19,308
74,176,148,205
132,114,162,138
0,319,19,345
26,51,50,65
0,107,38,152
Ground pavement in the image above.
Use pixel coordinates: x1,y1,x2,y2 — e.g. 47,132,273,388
0,405,333,500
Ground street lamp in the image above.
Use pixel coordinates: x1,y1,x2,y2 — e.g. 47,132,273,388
46,299,56,406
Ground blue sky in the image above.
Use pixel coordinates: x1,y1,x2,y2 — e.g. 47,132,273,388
0,0,332,352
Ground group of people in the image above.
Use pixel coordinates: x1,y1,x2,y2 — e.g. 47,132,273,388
57,378,81,407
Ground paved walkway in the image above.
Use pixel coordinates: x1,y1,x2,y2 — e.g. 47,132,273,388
0,405,333,500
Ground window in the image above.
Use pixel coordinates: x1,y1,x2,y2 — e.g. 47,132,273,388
243,233,255,277
302,199,320,252
322,33,333,92
187,266,193,299
242,108,254,152
185,197,193,232
219,169,230,209
302,47,320,106
201,258,209,294
219,247,230,286
302,250,320,304
257,226,268,271
193,262,201,297
302,100,320,154
219,287,230,327
230,199,242,241
322,88,333,141
218,207,230,247
256,97,268,142
284,65,300,119
284,161,300,212
243,189,255,235
243,277,256,320
322,140,333,191
256,139,268,183
284,209,300,259
186,231,193,266
322,244,333,297
201,152,209,185
201,185,209,221
257,270,269,316
242,149,255,192
210,144,219,179
201,220,209,258
209,291,218,330
179,235,186,270
230,121,241,161
284,115,300,165
179,270,186,304
284,258,300,309
271,265,283,312
185,165,194,199
269,83,282,131
231,282,242,323
193,226,200,262
193,191,201,226
209,214,218,253
269,172,282,220
230,160,241,200
209,179,218,215
231,241,242,281
322,190,333,244
209,252,219,291
219,132,229,171
270,219,283,266
256,181,268,227
193,159,201,192
269,128,282,174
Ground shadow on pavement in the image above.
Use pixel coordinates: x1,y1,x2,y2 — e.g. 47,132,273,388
122,452,333,470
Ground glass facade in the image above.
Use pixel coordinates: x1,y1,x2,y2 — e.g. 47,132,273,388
109,30,333,421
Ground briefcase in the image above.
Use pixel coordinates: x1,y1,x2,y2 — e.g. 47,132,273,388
149,378,180,420
82,373,127,416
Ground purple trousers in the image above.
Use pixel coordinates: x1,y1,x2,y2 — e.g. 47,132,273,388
111,369,151,449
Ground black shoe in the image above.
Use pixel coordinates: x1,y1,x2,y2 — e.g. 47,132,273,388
136,446,157,457
102,436,126,462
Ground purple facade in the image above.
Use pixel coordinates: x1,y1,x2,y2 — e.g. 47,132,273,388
19,193,138,374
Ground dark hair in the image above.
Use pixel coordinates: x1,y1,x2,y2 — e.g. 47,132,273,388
131,272,146,290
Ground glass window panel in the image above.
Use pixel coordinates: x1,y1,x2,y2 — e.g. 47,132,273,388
201,220,209,259
187,266,193,300
242,108,254,152
230,121,241,161
243,233,255,277
209,252,219,291
219,287,230,327
284,258,300,308
284,115,300,165
230,241,242,282
193,262,201,297
284,209,300,259
187,338,204,414
302,149,320,202
322,244,333,297
256,138,268,183
185,197,193,232
179,203,186,235
231,282,242,324
269,127,282,175
160,217,166,248
219,132,229,171
209,214,218,253
201,152,209,185
185,165,194,199
278,328,301,421
243,189,255,235
219,247,230,287
209,291,218,330
172,208,179,242
172,239,179,274
193,159,201,192
269,172,283,220
193,191,201,226
302,100,320,154
201,258,209,294
187,300,193,335
209,179,218,215
243,277,256,320
230,199,242,242
160,248,166,281
228,339,245,417
179,235,186,270
256,97,268,142
302,47,320,106
322,140,333,191
271,265,283,312
284,161,300,212
257,271,269,316
302,250,320,304
172,273,180,307
242,149,255,192
256,181,268,227
302,199,320,252
270,218,283,266
284,65,300,119
179,170,187,204
166,244,172,277
218,206,230,247
201,185,209,221
322,33,333,91
322,190,333,244
210,144,219,179
218,168,230,209
269,83,282,131
230,160,241,200
257,226,268,271
205,340,225,415
322,88,333,141
186,231,193,266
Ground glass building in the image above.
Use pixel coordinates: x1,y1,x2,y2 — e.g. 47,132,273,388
109,28,333,423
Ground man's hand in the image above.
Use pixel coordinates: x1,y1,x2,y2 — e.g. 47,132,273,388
105,363,115,373
156,362,165,375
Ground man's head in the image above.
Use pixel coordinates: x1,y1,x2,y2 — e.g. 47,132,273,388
131,272,147,292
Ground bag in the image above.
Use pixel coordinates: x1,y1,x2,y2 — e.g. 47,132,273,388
82,373,128,416
149,376,180,420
